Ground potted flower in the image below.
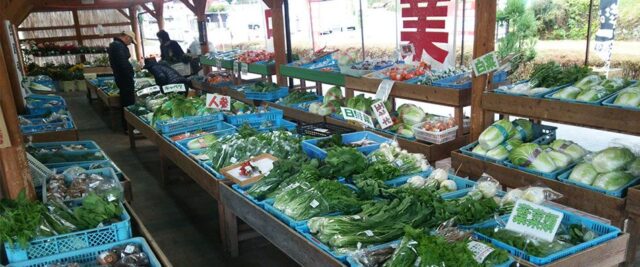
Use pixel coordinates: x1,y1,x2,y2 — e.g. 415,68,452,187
70,64,86,91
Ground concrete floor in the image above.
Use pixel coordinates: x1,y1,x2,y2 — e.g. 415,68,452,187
63,91,298,267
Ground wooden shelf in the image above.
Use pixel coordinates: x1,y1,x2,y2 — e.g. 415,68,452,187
451,151,628,227
279,64,345,86
345,76,470,107
96,87,120,108
200,56,276,76
482,92,640,136
268,102,325,124
219,184,344,267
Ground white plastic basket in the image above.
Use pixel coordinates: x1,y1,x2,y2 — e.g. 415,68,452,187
412,124,458,144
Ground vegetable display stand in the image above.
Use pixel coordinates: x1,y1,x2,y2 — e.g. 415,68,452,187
95,86,122,131
124,109,162,149
279,64,345,86
325,117,469,164
450,151,628,228
85,79,99,102
219,183,344,266
269,102,325,124
23,128,79,143
200,56,276,83
83,66,112,76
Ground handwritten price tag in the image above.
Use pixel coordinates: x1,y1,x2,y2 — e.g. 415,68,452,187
371,101,393,129
136,85,160,96
472,51,499,76
341,107,374,128
163,83,186,94
505,200,564,242
206,93,231,111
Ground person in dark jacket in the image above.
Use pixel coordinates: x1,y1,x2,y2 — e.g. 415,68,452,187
157,30,185,64
143,58,190,94
107,31,136,132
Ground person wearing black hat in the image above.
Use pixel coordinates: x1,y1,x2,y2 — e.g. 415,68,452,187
143,58,190,95
107,31,136,132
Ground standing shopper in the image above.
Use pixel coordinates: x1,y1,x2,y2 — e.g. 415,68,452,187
108,31,136,133
157,30,185,64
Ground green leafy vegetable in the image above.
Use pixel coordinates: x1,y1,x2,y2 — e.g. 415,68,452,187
478,119,515,150
508,143,557,173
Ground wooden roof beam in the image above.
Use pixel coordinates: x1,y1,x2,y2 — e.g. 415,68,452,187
140,4,156,18
179,0,196,14
117,8,132,21
21,33,122,43
31,0,154,11
152,0,163,29
2,0,35,24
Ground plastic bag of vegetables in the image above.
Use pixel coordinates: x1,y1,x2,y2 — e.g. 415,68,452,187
501,185,563,206
613,86,640,108
405,168,458,194
574,75,602,91
568,145,638,191
478,119,515,150
508,143,558,173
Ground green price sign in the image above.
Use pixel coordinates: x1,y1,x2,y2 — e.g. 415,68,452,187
505,200,564,242
341,107,374,128
472,51,499,76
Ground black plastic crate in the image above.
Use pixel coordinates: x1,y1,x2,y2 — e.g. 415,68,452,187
297,122,354,137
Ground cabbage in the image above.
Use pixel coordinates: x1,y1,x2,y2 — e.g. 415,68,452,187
478,119,515,150
629,158,640,177
508,143,557,173
576,87,608,102
552,86,582,99
574,75,602,91
569,162,599,185
613,87,640,107
512,119,534,141
471,144,488,156
592,147,635,173
396,124,415,138
592,171,633,191
549,140,588,161
547,149,572,168
600,77,626,92
397,104,425,126
486,138,523,160
324,86,343,103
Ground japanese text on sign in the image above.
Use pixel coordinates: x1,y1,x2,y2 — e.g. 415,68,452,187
472,52,499,76
241,63,249,76
206,94,231,111
341,107,374,128
136,85,160,96
163,83,186,93
505,200,564,242
400,0,451,63
372,101,394,129
0,105,11,148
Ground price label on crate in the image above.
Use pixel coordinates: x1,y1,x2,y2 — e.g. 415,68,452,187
505,200,564,242
206,93,231,111
233,61,240,75
467,241,495,264
371,101,393,129
241,63,249,76
163,83,186,93
341,107,374,128
375,80,395,101
216,59,222,69
472,51,499,76
136,85,160,96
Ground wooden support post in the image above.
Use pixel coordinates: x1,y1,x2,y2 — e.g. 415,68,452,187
117,9,131,20
129,6,143,61
194,0,210,74
0,40,35,200
71,10,86,63
153,0,164,30
270,0,287,86
469,0,497,140
10,24,25,74
0,20,25,114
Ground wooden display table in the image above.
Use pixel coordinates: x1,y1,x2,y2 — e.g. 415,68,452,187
125,202,173,267
23,128,79,143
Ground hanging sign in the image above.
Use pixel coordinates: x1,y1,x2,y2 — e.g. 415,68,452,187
375,80,395,102
371,101,393,129
472,51,499,76
341,107,374,128
233,61,240,75
206,94,231,111
163,83,187,94
505,200,564,242
136,85,161,96
241,63,249,76
594,0,619,72
0,105,11,149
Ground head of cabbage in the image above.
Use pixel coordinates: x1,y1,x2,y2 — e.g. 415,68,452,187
324,86,344,104
397,104,425,126
508,143,558,173
592,171,633,191
486,138,523,160
613,87,640,107
591,147,636,173
569,162,599,185
512,119,534,142
549,140,587,162
574,75,602,91
553,86,582,100
478,119,515,150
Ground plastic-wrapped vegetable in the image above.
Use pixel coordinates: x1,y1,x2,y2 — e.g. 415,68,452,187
592,171,634,191
591,147,635,173
512,119,534,141
568,162,599,185
552,86,582,99
600,77,626,92
508,143,557,173
576,87,608,102
613,86,640,107
629,158,640,177
478,119,515,150
471,144,488,156
549,140,588,162
486,138,522,160
547,149,573,168
574,75,602,91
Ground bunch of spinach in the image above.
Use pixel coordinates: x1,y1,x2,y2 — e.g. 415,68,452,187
318,147,368,178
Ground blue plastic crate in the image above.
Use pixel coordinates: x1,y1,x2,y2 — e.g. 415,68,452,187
542,82,636,106
244,87,289,101
25,94,66,107
494,82,571,98
602,90,640,111
224,107,284,126
37,150,108,169
249,118,297,133
376,127,417,141
460,142,508,165
474,208,621,265
88,77,115,87
504,160,576,179
4,204,132,263
557,169,640,198
384,169,433,187
53,160,123,178
288,95,323,110
28,141,100,152
433,71,507,90
264,202,341,228
154,112,224,133
298,231,348,263
201,161,225,180
232,184,272,209
165,121,237,152
384,171,476,198
301,131,392,160
59,167,124,203
21,121,74,134
7,237,161,267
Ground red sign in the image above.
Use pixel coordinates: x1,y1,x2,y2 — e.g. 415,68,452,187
265,9,273,39
400,0,450,63
206,94,231,111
